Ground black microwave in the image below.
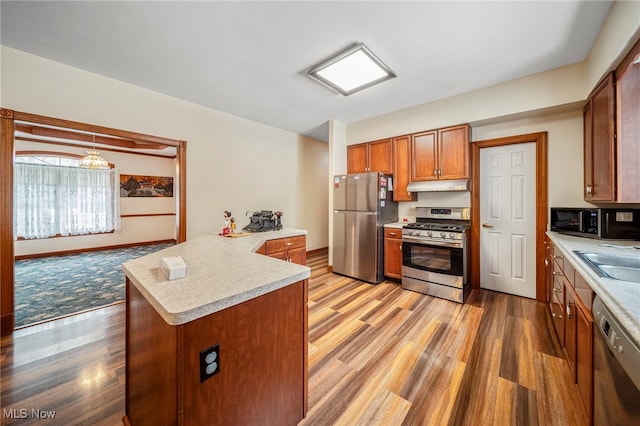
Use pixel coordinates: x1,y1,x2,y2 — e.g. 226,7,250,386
550,208,640,240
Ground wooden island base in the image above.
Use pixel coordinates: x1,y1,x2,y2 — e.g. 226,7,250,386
125,279,308,426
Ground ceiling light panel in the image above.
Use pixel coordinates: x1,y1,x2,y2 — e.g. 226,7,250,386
307,43,396,96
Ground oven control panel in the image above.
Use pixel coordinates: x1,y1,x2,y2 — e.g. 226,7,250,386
403,229,465,241
415,207,470,220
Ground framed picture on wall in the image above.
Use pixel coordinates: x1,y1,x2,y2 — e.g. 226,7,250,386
120,175,174,197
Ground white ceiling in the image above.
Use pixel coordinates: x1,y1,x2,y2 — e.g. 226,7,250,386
1,1,613,142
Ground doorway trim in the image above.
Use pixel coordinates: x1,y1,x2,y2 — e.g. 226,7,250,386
470,132,548,302
1,108,187,335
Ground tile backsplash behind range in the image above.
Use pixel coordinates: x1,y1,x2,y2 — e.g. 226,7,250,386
398,191,471,219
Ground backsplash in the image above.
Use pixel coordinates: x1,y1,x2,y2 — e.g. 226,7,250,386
398,191,471,218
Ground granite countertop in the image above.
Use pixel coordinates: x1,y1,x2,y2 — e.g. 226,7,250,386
384,222,406,229
122,229,310,326
546,232,640,344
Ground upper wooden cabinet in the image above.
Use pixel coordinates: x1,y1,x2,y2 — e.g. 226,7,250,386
346,139,393,174
616,38,640,202
347,123,470,197
392,135,417,201
411,124,469,181
584,38,640,203
347,143,368,173
583,73,615,202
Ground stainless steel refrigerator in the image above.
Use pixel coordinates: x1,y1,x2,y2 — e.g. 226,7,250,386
332,172,398,284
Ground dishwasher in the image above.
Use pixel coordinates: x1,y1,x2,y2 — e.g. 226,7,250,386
592,296,640,425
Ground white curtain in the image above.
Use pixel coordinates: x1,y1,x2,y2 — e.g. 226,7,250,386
14,163,121,239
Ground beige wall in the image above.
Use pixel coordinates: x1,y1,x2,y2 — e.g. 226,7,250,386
346,62,586,145
392,108,588,220
2,46,329,251
346,0,640,147
585,0,640,90
473,109,588,211
337,1,640,221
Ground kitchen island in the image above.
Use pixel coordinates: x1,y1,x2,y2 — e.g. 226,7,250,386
122,229,310,426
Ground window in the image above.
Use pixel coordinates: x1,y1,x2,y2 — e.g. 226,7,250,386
14,155,121,239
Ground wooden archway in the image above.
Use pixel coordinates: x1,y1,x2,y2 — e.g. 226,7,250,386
1,108,187,335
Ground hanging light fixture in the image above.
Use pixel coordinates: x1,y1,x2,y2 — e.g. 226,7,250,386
80,135,109,169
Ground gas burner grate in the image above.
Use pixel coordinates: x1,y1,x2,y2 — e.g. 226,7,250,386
404,222,467,232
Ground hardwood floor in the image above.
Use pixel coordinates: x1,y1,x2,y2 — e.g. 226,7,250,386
1,304,125,425
1,251,586,425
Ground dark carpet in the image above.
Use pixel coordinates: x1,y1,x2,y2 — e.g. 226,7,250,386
14,242,175,327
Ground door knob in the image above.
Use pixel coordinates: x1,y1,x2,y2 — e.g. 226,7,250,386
482,223,494,228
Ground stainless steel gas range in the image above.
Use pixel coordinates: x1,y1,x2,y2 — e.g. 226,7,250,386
401,207,470,303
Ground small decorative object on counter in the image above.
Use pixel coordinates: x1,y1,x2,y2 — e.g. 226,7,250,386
160,256,187,280
243,210,283,232
274,211,283,230
220,210,235,235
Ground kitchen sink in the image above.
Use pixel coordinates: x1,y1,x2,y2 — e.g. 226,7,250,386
574,251,640,283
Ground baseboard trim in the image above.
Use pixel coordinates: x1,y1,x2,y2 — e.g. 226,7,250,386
15,239,177,260
306,247,328,257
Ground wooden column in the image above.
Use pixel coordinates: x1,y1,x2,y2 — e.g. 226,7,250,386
176,141,187,243
1,109,187,335
1,109,15,335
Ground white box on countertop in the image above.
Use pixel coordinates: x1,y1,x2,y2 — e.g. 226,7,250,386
160,256,187,280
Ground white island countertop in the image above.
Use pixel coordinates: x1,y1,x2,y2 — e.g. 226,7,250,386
547,232,640,344
122,229,310,326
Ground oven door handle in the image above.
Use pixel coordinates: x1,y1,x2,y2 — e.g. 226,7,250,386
402,236,463,248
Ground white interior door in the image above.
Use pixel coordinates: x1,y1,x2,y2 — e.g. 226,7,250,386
480,142,536,298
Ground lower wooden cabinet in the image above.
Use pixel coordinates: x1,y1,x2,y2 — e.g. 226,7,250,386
550,262,565,347
576,300,593,423
545,238,594,426
126,279,308,425
565,286,577,378
383,228,402,280
259,235,307,265
563,280,594,424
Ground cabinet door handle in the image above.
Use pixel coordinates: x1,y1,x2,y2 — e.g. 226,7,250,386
544,258,549,267
566,303,574,319
553,254,563,260
586,184,592,195
389,232,397,236
553,288,562,294
434,169,438,176
285,242,293,246
552,271,563,276
552,312,564,319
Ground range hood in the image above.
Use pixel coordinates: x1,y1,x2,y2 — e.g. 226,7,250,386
406,179,470,192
